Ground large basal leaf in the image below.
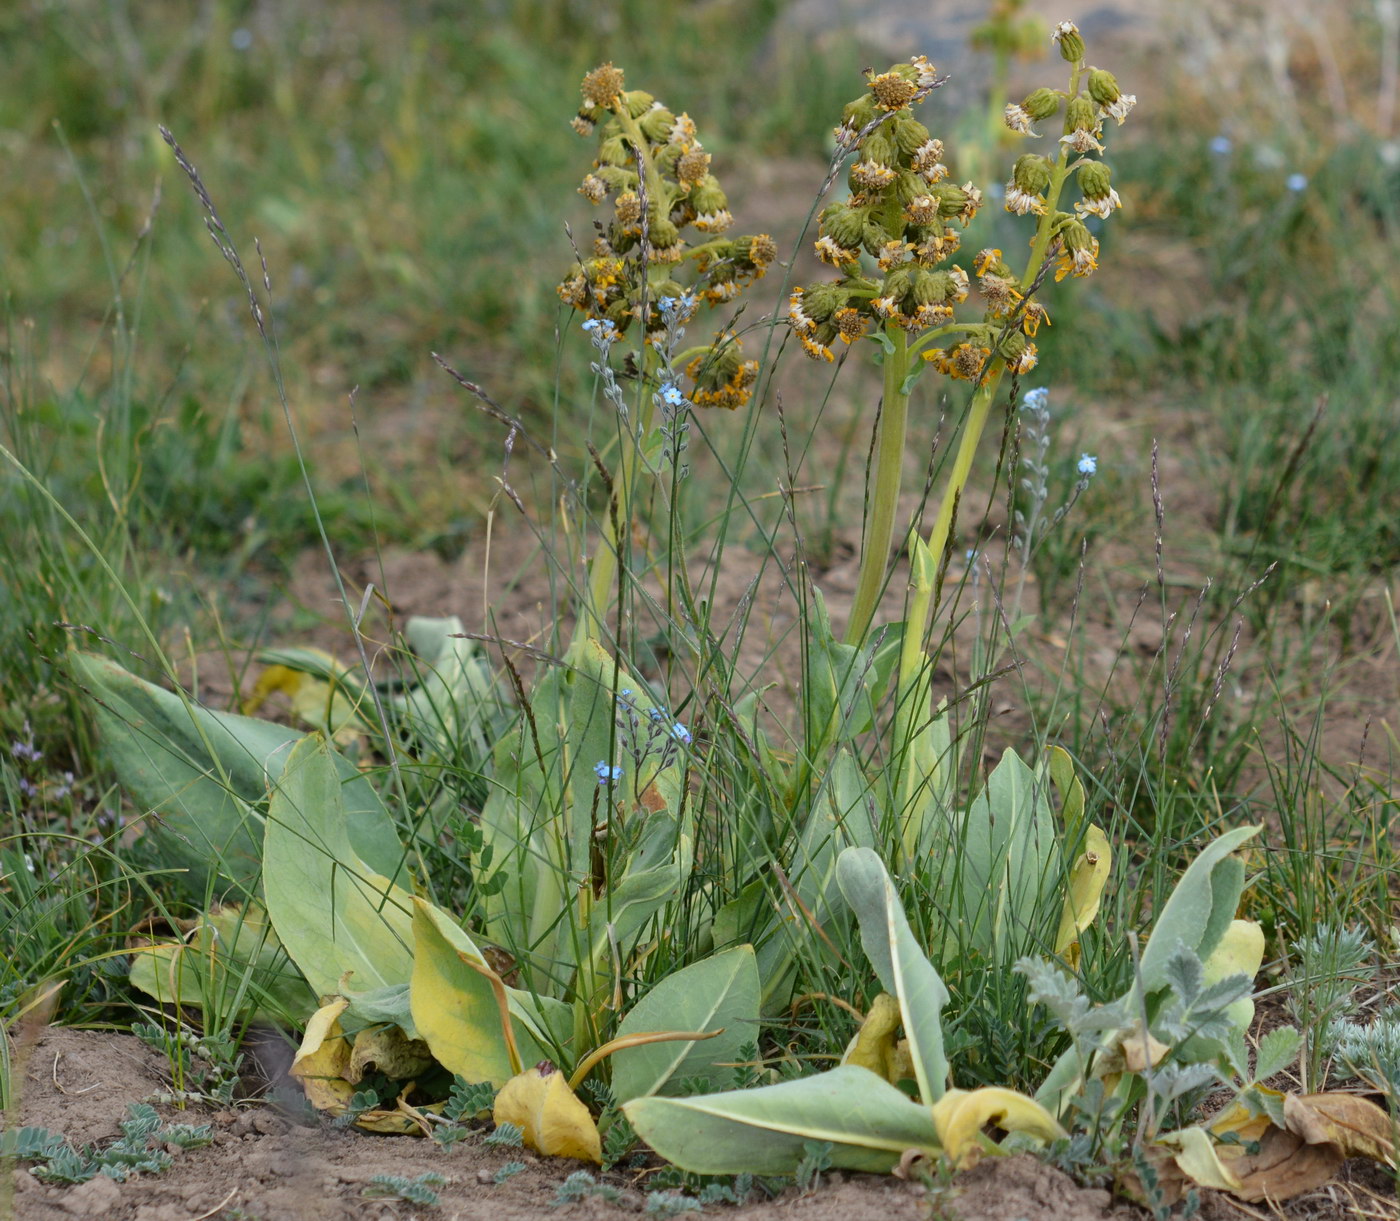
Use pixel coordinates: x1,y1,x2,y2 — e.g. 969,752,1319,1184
610,946,760,1104
128,902,315,1025
397,616,504,763
946,748,1060,962
1138,825,1260,994
623,1065,940,1175
478,638,689,989
72,652,405,895
263,734,417,997
836,847,949,1103
409,897,561,1087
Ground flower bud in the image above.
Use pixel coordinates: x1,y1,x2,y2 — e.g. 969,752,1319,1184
803,281,849,322
647,216,681,249
638,105,677,143
1077,160,1112,201
820,202,867,249
862,220,890,256
623,90,655,118
598,133,630,166
998,329,1029,361
1051,21,1085,63
596,165,635,193
891,115,932,159
1012,154,1053,195
690,174,728,215
1064,95,1096,135
935,183,979,219
1087,69,1121,108
862,131,897,167
1021,87,1062,121
913,269,958,305
840,94,880,134
881,267,915,304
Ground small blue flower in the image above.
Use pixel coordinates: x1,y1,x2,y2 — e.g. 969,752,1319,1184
660,383,685,407
1077,453,1098,476
582,318,601,333
1286,172,1308,192
1022,387,1049,413
594,761,623,785
619,687,634,699
1209,135,1232,156
671,722,692,745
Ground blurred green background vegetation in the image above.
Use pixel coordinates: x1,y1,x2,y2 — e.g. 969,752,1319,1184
2,0,1396,748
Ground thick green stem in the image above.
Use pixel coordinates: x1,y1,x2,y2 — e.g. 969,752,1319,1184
845,325,910,645
889,61,1088,848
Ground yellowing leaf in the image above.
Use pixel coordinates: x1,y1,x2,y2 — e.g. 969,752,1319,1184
931,1086,1066,1167
1202,1091,1395,1203
1283,1092,1397,1166
1119,1023,1171,1074
290,998,355,1113
1201,919,1264,1031
409,897,555,1087
248,656,366,746
493,1063,602,1163
347,1025,435,1084
1159,1126,1242,1192
1219,1123,1343,1202
1053,823,1111,958
843,993,902,1084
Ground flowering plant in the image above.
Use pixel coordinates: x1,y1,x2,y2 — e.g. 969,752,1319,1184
788,21,1133,645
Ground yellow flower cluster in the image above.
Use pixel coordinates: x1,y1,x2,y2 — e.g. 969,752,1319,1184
790,30,1132,387
559,63,775,408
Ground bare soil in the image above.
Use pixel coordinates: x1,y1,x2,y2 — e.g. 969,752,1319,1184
10,1028,1396,1219
7,1027,1136,1221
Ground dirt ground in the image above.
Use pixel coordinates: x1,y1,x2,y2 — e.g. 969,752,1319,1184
0,1026,1137,1220
9,1027,1398,1220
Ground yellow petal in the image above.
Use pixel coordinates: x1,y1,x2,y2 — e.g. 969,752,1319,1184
1054,824,1111,956
931,1086,1066,1167
493,1063,602,1163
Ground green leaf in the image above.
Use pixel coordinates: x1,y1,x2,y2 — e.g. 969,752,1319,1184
836,847,949,1103
1046,745,1085,841
72,652,405,895
944,748,1060,962
611,946,760,1104
748,749,878,1012
805,589,888,739
1254,1026,1301,1082
1138,825,1260,993
263,734,416,996
396,616,504,762
479,639,689,991
128,901,315,1025
624,1065,939,1175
